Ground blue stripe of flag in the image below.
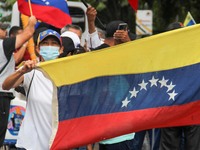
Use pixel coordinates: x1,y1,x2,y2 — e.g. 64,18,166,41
26,0,69,13
58,63,200,121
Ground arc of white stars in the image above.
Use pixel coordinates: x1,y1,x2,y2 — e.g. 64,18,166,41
129,87,139,98
138,80,148,91
121,97,131,108
149,76,159,87
166,82,176,92
159,76,169,88
168,90,178,101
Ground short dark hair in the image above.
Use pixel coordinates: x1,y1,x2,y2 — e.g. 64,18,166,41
9,26,22,37
106,20,125,38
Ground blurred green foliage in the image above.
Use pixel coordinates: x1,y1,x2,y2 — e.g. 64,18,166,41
76,0,200,34
0,0,16,23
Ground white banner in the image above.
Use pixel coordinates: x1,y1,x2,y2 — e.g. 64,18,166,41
136,10,153,35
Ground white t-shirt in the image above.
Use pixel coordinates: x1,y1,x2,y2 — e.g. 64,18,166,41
16,70,53,150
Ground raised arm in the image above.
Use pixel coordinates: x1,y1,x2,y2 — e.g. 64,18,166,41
14,42,28,65
86,6,102,49
15,16,37,49
86,6,96,34
2,60,36,90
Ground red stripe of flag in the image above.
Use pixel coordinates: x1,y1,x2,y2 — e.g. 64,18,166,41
50,100,200,149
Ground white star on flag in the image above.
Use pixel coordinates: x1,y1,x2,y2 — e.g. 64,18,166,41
138,80,148,90
168,90,178,101
167,82,176,92
121,97,131,107
159,76,169,88
149,76,159,87
129,87,139,98
121,76,179,108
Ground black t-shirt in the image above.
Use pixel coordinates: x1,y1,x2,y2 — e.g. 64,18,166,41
3,37,16,60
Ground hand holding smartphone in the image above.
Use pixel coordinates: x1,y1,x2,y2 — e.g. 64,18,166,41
118,23,128,31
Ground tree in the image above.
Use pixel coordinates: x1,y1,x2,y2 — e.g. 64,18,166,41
4,0,200,34
0,0,16,25
76,0,136,32
80,0,200,34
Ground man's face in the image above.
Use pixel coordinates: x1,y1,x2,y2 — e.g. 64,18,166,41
37,36,63,61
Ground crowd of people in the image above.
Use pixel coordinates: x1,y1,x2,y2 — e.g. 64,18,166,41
0,5,200,150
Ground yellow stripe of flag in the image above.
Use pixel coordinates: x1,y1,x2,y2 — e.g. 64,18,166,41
39,24,200,86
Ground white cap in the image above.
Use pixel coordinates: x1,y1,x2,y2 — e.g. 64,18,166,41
61,31,80,48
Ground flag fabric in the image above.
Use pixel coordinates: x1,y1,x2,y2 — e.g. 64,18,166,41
128,0,138,11
17,0,72,28
183,12,196,27
38,24,200,149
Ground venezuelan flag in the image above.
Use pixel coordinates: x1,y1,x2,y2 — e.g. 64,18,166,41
183,12,196,27
38,24,200,149
17,0,72,28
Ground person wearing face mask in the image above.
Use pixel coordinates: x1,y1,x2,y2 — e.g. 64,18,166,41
2,29,63,150
35,29,63,61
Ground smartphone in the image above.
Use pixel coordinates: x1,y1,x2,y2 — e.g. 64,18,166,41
118,23,128,31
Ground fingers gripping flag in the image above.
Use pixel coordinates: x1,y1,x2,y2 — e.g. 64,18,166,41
38,24,200,149
17,0,72,28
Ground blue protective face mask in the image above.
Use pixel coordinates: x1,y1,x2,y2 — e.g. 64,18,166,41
39,46,60,61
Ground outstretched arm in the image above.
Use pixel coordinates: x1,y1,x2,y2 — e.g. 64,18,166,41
2,60,36,90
